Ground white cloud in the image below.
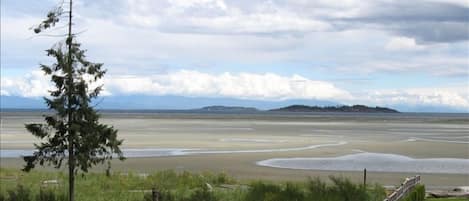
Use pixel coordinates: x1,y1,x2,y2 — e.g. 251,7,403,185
385,37,425,51
105,70,351,100
168,0,227,10
122,0,331,34
3,3,467,79
337,56,469,76
2,69,469,110
355,85,469,110
0,90,11,96
1,69,350,101
425,0,469,7
1,70,52,97
0,70,110,97
185,13,331,34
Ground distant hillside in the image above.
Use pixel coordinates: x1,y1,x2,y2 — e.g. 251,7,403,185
0,96,46,109
195,105,259,112
270,105,399,113
0,95,337,110
5,95,465,112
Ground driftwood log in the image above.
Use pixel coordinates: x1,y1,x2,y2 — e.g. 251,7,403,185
428,187,469,198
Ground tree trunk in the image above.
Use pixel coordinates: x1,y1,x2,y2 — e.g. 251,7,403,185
67,1,75,201
68,157,74,201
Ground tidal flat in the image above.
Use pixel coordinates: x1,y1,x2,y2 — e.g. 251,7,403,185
1,110,468,189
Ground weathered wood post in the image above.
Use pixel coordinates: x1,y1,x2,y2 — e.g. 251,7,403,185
152,188,160,201
363,168,367,187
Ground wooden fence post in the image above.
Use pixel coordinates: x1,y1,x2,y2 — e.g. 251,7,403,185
383,175,421,201
363,168,367,187
152,187,160,201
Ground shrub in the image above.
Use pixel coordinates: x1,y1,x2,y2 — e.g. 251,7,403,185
306,177,330,200
144,189,175,201
274,183,304,201
367,183,386,201
35,188,66,201
212,172,234,185
329,176,369,201
186,185,217,201
6,185,31,201
245,181,304,201
306,176,378,201
402,184,425,201
35,189,56,201
244,181,281,201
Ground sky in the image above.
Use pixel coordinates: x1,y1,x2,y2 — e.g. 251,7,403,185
1,0,468,112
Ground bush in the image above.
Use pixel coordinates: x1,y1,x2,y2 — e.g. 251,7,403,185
306,176,376,201
6,185,31,201
35,189,55,201
329,176,368,201
367,183,386,201
244,181,281,201
244,181,305,201
306,177,333,200
244,176,387,201
0,168,390,201
212,172,234,185
186,184,217,201
273,183,304,201
402,184,425,201
1,186,66,201
144,189,175,201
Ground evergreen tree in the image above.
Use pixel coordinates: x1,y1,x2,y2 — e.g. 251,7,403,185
23,1,124,201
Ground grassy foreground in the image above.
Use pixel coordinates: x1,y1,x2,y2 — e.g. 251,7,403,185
2,168,462,201
0,168,389,201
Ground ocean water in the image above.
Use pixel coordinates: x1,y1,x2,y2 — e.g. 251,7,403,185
0,141,347,158
257,152,469,174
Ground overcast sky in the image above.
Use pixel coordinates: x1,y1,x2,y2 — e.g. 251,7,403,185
1,0,468,111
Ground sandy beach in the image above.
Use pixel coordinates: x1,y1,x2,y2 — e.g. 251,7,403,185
1,110,468,189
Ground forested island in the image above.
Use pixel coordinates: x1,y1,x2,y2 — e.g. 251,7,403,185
270,105,399,113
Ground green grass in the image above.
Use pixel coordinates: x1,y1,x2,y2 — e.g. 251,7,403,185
0,168,388,201
426,199,469,201
1,168,239,201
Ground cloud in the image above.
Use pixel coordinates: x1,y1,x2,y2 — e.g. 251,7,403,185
2,69,468,110
105,70,351,100
426,0,469,7
0,70,110,97
106,0,469,43
0,70,52,97
385,37,425,51
121,0,331,35
336,1,469,43
356,85,469,111
1,69,350,101
395,21,469,43
10,0,464,43
2,0,468,113
337,56,469,77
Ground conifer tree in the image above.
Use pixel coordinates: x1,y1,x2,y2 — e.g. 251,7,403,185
23,1,124,201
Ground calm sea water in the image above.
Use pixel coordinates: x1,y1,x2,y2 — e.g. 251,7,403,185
2,108,468,119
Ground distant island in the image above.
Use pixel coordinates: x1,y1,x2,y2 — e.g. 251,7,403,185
270,105,399,113
195,105,398,113
195,105,259,112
